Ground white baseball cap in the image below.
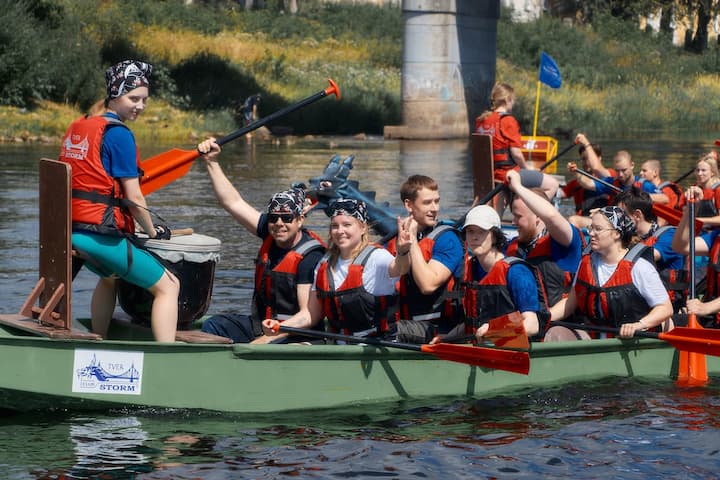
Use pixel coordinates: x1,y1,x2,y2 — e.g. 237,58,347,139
462,205,501,230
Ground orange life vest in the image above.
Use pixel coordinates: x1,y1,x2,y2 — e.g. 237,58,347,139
58,115,138,235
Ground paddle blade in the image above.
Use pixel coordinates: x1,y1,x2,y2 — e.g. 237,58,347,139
484,312,530,350
652,203,702,231
421,343,530,375
139,148,199,195
675,314,708,387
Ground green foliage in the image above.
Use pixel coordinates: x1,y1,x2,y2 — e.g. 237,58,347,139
0,0,100,108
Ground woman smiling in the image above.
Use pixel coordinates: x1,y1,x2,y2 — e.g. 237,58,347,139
263,199,405,339
546,206,672,341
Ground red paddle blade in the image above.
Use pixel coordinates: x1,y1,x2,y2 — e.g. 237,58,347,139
139,148,199,195
652,203,702,231
484,312,530,350
663,326,720,357
421,343,530,375
674,314,708,387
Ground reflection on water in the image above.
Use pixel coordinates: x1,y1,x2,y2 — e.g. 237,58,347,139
0,378,718,478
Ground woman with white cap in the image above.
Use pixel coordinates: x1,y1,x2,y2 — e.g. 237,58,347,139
461,205,544,340
263,198,406,339
546,206,672,341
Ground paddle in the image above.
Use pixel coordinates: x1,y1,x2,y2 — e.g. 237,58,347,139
476,141,576,207
551,321,720,357
673,166,695,185
139,79,341,195
677,194,708,386
572,166,692,228
271,324,530,374
430,311,530,349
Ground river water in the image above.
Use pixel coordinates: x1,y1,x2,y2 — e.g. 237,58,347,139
1,136,719,478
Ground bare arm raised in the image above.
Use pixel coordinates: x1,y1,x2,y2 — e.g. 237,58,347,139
201,138,261,234
506,169,575,246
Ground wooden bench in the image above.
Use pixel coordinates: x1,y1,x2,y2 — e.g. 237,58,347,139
0,158,230,344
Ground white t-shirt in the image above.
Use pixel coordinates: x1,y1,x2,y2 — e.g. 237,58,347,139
313,248,398,296
590,254,669,307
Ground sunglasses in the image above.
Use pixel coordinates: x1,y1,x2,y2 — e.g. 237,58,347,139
268,213,296,224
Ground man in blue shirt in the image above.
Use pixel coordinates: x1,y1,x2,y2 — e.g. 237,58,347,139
390,175,465,343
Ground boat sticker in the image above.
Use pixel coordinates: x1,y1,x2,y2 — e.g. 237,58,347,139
72,349,144,395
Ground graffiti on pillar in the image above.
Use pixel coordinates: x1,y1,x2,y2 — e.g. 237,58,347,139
403,64,464,102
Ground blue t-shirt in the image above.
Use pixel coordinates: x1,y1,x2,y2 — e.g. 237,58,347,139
101,113,140,179
430,228,464,278
472,261,540,313
509,226,582,274
652,227,685,271
595,175,659,195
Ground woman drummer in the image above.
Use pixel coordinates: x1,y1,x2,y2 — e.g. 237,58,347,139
60,59,217,342
546,206,672,340
262,198,405,340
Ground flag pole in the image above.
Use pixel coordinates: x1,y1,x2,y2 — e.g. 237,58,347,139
532,79,541,137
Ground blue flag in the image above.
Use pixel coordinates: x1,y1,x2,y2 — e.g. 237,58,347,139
538,52,561,89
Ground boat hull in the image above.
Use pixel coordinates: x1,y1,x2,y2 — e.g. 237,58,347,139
0,325,715,413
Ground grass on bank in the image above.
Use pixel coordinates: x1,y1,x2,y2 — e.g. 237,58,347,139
3,1,720,143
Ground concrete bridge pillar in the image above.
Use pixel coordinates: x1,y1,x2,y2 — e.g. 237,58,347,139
384,0,500,140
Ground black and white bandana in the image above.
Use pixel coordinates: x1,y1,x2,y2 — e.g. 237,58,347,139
328,198,368,223
267,188,305,215
105,60,152,99
597,206,636,236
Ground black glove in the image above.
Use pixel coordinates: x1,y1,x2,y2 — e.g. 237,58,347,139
153,224,172,240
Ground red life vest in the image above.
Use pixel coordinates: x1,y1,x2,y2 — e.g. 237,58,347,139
657,180,685,210
696,182,720,218
506,233,572,308
315,245,396,336
574,244,653,328
474,112,516,169
253,230,325,324
463,256,550,340
703,235,720,327
58,115,138,235
386,224,463,328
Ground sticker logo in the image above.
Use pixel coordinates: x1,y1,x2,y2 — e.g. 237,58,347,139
72,349,144,395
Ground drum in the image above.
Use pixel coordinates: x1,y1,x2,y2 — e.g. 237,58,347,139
118,233,221,328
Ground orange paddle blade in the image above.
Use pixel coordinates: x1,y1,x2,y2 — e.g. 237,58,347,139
420,343,530,375
139,148,198,195
484,311,530,350
675,314,709,386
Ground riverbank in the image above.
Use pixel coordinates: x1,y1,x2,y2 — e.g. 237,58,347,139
3,2,720,143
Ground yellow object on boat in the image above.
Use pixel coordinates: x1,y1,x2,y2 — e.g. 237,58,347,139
521,136,559,173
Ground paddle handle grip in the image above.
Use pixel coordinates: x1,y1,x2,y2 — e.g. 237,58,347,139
215,79,340,147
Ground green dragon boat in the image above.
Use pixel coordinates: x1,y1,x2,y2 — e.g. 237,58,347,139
0,321,718,413
1,158,717,414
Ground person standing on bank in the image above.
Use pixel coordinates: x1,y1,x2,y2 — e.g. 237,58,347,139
200,149,326,343
474,82,558,216
386,175,466,343
262,199,403,340
60,60,181,342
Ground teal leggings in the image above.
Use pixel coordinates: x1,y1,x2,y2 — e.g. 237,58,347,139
72,231,166,290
